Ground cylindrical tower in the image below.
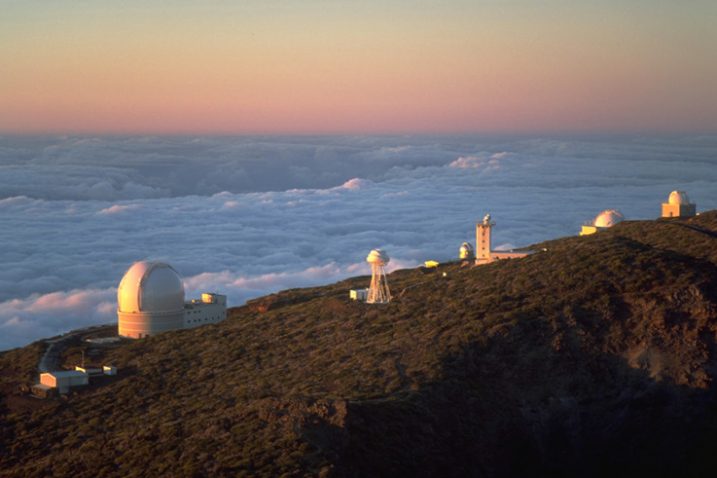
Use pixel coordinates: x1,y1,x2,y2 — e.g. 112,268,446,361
366,249,391,304
117,261,185,338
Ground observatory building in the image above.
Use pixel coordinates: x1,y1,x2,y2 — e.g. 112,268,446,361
117,261,227,339
475,214,530,265
366,249,391,304
349,249,391,303
661,190,696,218
459,242,474,261
579,209,625,236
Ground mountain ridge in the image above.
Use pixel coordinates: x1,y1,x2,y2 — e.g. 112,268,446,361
2,211,717,477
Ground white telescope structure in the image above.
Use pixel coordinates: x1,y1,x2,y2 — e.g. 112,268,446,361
366,249,391,304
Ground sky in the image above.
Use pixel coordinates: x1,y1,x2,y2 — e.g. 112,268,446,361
1,1,716,134
1,134,716,350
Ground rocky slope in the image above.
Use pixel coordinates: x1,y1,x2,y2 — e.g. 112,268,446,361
2,212,717,477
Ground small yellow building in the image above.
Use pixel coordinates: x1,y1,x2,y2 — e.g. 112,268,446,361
661,190,696,218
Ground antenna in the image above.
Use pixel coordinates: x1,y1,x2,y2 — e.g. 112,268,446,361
366,249,391,304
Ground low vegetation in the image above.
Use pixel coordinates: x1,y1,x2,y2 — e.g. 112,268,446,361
2,212,717,477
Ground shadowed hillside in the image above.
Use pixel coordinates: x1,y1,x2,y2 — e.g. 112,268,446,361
2,211,717,477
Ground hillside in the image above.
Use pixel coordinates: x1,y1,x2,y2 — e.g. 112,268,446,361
2,211,717,477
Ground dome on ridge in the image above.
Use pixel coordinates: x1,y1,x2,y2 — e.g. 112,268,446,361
668,190,691,205
593,209,624,228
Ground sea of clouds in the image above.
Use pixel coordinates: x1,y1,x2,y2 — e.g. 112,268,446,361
1,135,716,350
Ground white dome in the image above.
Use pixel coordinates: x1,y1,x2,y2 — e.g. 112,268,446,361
593,209,624,228
459,242,474,259
668,190,690,205
366,249,390,265
117,261,185,313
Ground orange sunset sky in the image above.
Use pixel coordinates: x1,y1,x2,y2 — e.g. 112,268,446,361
1,1,716,134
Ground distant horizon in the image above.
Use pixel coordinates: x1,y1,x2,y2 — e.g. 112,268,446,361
2,130,717,138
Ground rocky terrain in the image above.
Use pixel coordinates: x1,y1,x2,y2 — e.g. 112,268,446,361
2,211,717,477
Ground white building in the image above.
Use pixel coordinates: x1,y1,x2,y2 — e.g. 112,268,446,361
661,190,696,218
117,261,227,339
40,370,89,394
184,293,227,329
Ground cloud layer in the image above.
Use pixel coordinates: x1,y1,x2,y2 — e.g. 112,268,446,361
1,135,716,350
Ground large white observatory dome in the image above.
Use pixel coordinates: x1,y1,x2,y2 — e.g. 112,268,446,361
117,261,186,338
593,209,624,228
118,261,185,313
668,190,691,206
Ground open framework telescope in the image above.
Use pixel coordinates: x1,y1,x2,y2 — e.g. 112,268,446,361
366,249,391,304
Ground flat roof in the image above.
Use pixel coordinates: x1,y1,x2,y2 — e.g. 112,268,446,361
42,370,87,378
76,366,103,372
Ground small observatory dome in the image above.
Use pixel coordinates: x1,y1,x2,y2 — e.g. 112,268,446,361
117,261,185,339
366,249,390,265
668,190,690,205
459,242,474,260
593,209,625,228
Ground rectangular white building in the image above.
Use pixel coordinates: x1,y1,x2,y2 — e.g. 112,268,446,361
40,370,89,394
349,289,368,301
184,293,227,329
